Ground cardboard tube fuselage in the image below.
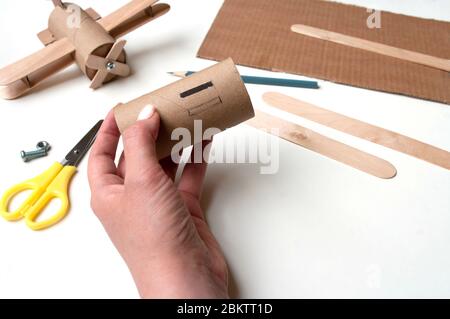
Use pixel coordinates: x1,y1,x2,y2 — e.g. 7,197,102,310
114,58,255,159
48,3,126,81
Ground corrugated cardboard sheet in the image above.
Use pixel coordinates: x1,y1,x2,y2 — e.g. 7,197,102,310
198,0,450,104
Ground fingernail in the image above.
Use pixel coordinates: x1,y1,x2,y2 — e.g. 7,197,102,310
137,104,156,121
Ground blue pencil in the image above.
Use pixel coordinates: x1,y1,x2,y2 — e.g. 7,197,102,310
168,71,319,89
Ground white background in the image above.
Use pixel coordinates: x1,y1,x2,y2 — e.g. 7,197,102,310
0,0,449,298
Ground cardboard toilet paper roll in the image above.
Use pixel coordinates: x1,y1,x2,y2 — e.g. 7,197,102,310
114,58,255,159
48,3,126,81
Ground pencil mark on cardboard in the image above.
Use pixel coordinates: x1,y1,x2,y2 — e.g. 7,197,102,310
187,97,222,116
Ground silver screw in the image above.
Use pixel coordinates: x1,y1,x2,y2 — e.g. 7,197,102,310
21,141,51,163
106,61,116,71
36,141,51,152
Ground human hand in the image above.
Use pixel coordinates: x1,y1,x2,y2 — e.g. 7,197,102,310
88,105,228,298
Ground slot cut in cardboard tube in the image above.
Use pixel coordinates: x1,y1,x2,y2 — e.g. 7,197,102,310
114,58,255,159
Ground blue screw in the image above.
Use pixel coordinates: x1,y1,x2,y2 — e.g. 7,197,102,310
21,141,51,163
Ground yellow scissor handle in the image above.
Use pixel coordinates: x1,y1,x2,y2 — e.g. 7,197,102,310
25,165,77,231
0,162,63,221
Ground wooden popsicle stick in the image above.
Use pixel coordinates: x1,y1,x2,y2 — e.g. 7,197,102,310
0,79,29,101
88,40,129,89
86,55,130,77
247,111,397,179
85,8,101,21
291,24,450,72
0,38,75,86
99,0,159,33
89,69,108,90
0,38,75,99
0,1,170,100
108,4,171,39
108,40,127,60
264,92,450,170
0,56,74,100
85,55,108,69
110,62,131,77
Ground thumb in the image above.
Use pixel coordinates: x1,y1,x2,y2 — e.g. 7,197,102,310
121,104,161,181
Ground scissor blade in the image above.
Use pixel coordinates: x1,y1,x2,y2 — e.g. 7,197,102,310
63,120,103,167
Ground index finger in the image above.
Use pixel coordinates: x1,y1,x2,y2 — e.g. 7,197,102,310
88,110,123,189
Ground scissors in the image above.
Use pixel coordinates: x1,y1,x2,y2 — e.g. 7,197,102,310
0,120,103,231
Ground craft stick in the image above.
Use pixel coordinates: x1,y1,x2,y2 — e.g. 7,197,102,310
0,39,75,99
291,24,450,72
108,3,170,39
247,111,397,179
0,39,74,86
85,8,101,21
99,0,159,33
86,55,130,77
0,56,73,100
0,1,169,100
88,40,130,89
169,71,319,89
264,92,450,170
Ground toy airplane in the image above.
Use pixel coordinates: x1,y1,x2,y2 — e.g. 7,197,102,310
0,0,170,100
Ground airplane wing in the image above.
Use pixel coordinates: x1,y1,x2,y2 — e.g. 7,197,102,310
0,38,75,100
98,0,170,38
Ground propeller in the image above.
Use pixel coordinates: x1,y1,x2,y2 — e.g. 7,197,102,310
85,40,131,89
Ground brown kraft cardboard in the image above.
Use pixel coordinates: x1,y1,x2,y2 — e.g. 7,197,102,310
198,0,450,104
